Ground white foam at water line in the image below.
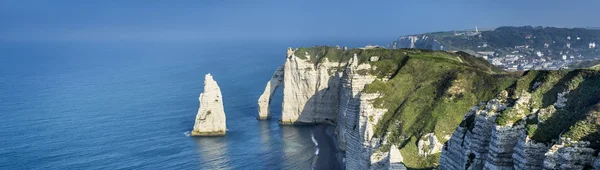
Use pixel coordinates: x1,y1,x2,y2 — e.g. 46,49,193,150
311,133,318,146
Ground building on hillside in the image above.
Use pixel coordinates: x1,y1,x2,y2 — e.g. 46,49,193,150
476,51,495,56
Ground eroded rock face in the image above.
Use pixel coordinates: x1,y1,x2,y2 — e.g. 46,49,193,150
337,55,402,170
337,55,375,151
512,134,548,170
280,48,342,124
418,133,444,156
192,74,226,136
439,91,599,170
543,139,595,169
257,65,284,120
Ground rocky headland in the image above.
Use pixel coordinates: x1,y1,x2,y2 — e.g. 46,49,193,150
258,46,600,169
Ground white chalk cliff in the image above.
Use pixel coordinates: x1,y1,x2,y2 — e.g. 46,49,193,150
258,48,406,169
257,65,284,119
281,48,342,124
258,48,342,124
338,55,395,170
192,73,226,136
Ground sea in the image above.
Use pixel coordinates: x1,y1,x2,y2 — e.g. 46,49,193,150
0,38,388,170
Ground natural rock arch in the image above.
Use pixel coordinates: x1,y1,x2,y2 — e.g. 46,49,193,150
257,65,284,120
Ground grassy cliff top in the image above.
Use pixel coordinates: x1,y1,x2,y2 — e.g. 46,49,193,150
293,46,502,73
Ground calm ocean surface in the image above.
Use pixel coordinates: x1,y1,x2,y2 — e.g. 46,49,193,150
0,39,386,169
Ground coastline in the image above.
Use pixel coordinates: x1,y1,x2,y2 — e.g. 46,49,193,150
313,124,344,170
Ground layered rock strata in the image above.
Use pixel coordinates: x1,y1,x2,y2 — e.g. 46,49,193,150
439,91,599,169
192,74,226,136
337,55,403,170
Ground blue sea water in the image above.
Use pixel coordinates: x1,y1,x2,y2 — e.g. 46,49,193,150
0,39,387,169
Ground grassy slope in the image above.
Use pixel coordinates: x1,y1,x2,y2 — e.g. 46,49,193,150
362,49,517,169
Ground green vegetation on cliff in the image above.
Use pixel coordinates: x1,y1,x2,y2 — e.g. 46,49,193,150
359,49,518,169
493,69,600,147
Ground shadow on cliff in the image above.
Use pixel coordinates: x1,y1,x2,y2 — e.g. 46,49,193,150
292,72,341,125
532,70,600,149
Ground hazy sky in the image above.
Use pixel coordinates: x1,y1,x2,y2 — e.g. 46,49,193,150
1,0,599,42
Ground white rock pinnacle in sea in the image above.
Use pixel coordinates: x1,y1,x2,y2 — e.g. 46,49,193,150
191,73,226,136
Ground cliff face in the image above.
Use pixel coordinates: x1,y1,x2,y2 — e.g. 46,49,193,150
389,35,444,50
337,55,398,169
259,47,600,169
440,99,598,170
192,74,226,136
257,48,343,124
440,69,600,169
281,48,342,124
258,47,406,169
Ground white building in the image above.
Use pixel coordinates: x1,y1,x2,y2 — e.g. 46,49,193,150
536,51,544,57
477,51,495,56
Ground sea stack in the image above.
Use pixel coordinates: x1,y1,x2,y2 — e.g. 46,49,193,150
191,73,226,136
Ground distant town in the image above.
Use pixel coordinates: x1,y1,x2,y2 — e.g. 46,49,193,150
474,35,599,71
389,26,600,71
